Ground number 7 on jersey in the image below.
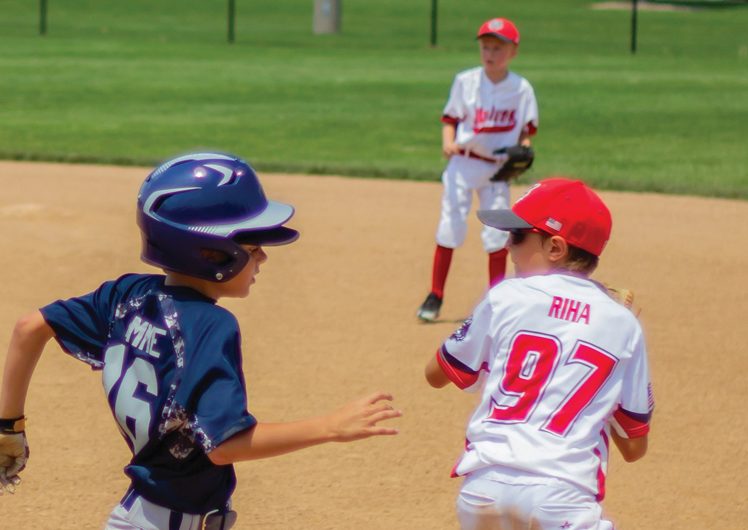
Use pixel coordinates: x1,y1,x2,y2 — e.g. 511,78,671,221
488,331,618,437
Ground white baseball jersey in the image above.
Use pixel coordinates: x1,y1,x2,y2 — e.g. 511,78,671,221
442,68,539,159
436,274,654,499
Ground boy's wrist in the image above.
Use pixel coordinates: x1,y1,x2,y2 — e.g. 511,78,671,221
0,415,26,434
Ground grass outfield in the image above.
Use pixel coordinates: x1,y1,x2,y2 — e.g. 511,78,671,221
1,0,746,198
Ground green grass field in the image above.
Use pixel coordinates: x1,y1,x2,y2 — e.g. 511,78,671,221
1,0,746,198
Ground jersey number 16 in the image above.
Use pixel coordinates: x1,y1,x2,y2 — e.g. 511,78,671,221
102,343,159,454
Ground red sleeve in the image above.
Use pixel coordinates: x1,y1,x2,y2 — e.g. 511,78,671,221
610,405,650,439
435,346,486,390
524,122,538,136
441,115,460,125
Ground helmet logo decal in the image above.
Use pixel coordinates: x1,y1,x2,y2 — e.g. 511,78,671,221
142,187,199,220
204,163,236,186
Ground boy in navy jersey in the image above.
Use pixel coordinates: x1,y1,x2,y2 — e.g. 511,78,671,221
0,153,401,528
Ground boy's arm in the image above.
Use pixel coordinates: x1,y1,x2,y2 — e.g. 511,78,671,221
518,130,532,147
208,392,401,465
611,429,648,462
0,311,55,493
424,354,451,388
442,123,460,158
0,311,55,418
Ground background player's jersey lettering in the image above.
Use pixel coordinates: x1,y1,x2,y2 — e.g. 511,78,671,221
474,107,516,132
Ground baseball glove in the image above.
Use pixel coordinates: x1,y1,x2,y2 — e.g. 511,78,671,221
491,145,535,182
604,285,641,317
0,416,29,495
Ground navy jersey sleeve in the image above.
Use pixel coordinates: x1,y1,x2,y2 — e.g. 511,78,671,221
177,311,256,452
40,277,126,369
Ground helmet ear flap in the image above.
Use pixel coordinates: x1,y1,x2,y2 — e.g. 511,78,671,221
138,219,250,282
206,245,250,282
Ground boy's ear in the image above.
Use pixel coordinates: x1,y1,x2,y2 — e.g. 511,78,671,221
545,235,569,265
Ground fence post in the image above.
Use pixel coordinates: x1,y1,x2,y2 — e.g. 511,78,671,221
630,0,638,54
313,0,341,34
430,0,438,47
39,0,48,35
228,0,236,43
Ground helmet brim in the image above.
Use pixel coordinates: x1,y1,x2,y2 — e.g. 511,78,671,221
234,226,299,246
229,200,299,246
197,200,294,237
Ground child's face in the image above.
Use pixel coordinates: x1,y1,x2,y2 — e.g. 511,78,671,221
478,36,517,76
507,229,553,277
221,245,267,298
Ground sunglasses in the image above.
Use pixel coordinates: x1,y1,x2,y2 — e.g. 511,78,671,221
508,228,543,246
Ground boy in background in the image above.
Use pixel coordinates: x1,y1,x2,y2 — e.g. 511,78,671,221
418,17,539,322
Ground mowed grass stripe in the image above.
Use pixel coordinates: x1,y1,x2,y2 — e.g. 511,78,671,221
1,0,746,197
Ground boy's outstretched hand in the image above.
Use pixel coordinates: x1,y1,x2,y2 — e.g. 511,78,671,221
328,392,401,442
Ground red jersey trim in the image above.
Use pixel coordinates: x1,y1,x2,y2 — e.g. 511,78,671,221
612,406,650,439
435,347,488,390
473,125,515,133
449,438,472,478
524,122,538,136
457,149,498,164
441,115,460,125
594,429,609,501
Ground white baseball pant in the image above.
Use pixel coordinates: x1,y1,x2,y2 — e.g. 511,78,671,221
104,489,236,530
456,468,614,530
436,156,510,252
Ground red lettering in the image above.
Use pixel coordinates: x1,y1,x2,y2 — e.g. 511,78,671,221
567,300,580,322
578,304,591,325
475,108,486,127
549,297,591,325
549,296,563,318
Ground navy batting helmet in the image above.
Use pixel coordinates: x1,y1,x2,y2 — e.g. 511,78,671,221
136,152,298,282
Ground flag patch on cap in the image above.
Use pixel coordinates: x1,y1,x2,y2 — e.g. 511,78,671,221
545,218,563,231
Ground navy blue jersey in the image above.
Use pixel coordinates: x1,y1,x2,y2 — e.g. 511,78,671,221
40,273,257,514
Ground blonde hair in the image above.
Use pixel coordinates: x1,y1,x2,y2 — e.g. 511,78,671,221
560,245,599,275
539,232,599,275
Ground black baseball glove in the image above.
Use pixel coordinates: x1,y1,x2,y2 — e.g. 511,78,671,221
490,145,535,182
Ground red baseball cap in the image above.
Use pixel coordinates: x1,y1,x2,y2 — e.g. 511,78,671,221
477,178,612,256
476,18,520,45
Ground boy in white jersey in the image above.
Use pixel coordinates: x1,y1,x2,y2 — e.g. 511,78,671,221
417,17,539,322
425,178,653,529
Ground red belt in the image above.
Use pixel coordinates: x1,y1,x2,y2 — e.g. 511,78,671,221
457,149,498,164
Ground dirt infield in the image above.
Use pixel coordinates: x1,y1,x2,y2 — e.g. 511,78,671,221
1,161,746,529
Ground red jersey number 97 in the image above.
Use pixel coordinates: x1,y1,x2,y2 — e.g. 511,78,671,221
488,331,618,437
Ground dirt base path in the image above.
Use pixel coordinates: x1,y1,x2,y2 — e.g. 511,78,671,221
1,161,746,529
